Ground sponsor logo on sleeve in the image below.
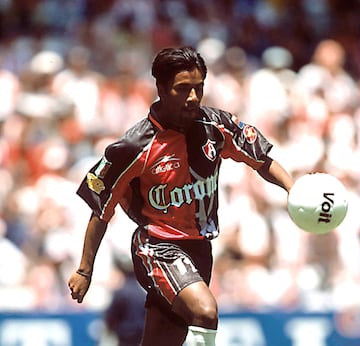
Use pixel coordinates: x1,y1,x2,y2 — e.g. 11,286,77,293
86,173,105,194
243,125,257,144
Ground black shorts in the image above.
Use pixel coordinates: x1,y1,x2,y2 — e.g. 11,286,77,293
131,227,213,319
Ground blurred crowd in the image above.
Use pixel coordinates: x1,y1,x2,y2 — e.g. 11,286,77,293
0,0,360,320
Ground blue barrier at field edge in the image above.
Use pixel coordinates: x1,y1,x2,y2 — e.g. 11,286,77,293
0,310,359,346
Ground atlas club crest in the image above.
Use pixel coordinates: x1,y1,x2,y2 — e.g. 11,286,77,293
202,139,217,161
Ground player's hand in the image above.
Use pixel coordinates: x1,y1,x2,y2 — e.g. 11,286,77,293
68,272,91,303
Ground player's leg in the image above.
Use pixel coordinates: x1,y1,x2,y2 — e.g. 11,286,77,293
132,228,217,345
170,236,218,345
141,281,217,346
141,305,188,346
173,280,217,329
173,280,218,346
132,229,189,345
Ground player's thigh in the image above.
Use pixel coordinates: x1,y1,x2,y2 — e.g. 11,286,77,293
173,280,218,329
132,228,212,305
141,305,188,346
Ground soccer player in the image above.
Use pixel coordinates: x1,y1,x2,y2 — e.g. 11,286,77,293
68,46,294,346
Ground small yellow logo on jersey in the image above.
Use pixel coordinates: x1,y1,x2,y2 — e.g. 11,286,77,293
87,173,105,194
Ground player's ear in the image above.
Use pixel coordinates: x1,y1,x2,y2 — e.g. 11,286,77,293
157,83,166,99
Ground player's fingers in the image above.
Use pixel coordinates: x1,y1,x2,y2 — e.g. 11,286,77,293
69,283,82,301
68,276,88,303
70,289,84,303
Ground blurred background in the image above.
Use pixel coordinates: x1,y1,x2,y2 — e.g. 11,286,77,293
0,0,360,345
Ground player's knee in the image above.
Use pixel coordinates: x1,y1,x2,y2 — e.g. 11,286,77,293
192,302,218,328
174,282,218,328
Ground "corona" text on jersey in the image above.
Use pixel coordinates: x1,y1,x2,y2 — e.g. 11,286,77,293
148,172,218,213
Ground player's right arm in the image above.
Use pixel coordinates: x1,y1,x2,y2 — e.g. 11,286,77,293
257,156,294,193
68,212,108,303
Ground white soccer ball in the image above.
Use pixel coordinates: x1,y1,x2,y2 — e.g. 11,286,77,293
287,173,348,234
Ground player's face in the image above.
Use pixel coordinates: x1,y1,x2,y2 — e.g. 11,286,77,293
159,68,204,129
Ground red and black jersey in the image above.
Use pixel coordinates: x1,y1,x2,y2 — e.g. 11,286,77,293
77,104,273,240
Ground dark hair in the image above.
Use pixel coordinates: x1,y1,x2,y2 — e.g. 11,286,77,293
151,46,207,87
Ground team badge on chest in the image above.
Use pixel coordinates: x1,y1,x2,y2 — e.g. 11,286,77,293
202,139,217,161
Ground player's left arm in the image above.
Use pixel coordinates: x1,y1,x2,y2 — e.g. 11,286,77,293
256,156,294,193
